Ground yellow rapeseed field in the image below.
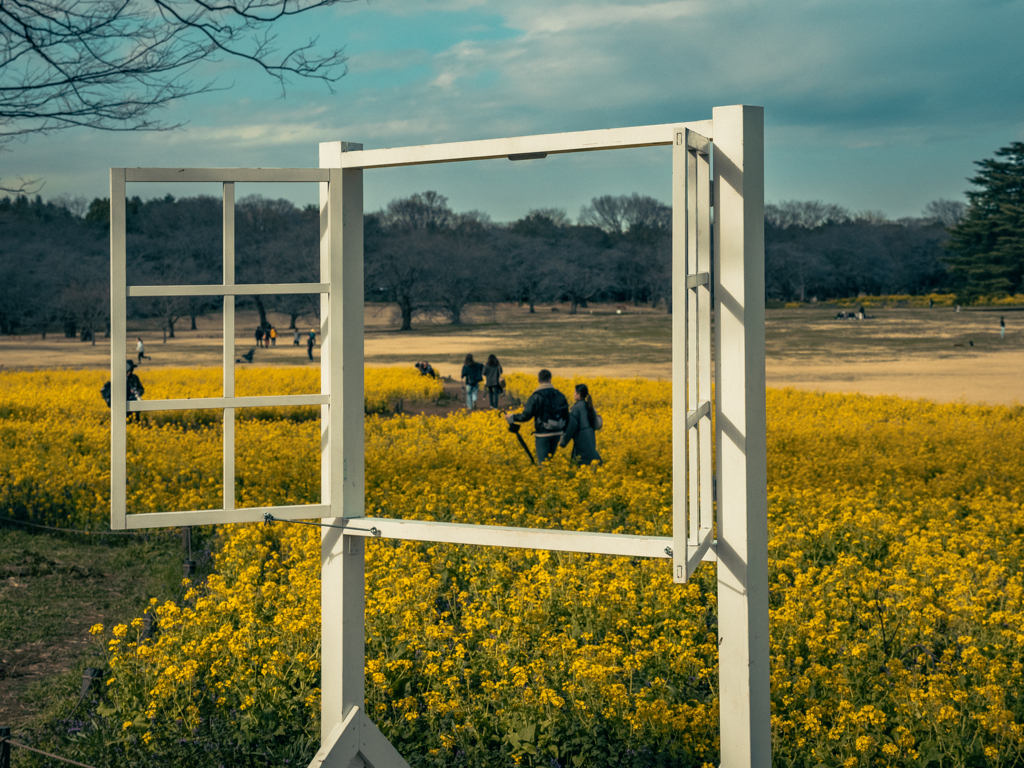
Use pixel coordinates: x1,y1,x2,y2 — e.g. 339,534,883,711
4,368,1024,766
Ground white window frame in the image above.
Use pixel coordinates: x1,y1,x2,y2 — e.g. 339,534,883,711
109,105,769,768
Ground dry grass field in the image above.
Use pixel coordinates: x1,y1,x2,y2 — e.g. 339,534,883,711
1,302,1023,404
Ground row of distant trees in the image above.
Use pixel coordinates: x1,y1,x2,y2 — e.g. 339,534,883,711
0,180,998,337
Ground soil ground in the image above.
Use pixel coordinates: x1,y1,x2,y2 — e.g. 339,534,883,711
0,528,188,730
3,303,1024,405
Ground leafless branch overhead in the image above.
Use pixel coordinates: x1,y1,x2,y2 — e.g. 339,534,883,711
0,0,354,142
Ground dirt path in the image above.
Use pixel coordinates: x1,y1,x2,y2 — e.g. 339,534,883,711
2,304,1023,406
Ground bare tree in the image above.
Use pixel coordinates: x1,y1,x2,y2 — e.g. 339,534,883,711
506,210,569,312
622,194,671,234
612,240,658,305
764,242,832,302
429,239,481,325
854,210,889,226
235,195,317,329
60,280,109,344
578,195,628,233
549,240,606,314
368,232,436,331
0,0,354,191
526,207,570,227
500,235,551,313
765,200,851,229
579,193,670,239
49,194,89,218
384,191,453,232
923,199,967,228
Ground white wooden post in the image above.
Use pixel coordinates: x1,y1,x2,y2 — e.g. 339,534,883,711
712,104,771,768
109,168,127,530
318,139,363,742
313,143,407,768
223,182,236,512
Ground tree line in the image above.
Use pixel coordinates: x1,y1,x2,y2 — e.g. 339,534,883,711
0,177,1006,338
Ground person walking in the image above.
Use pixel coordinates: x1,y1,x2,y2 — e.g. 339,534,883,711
461,354,484,410
101,361,146,422
255,327,264,348
126,360,145,422
307,329,316,360
482,354,503,408
506,369,570,464
293,328,301,346
559,383,603,465
136,337,151,364
1001,316,1006,339
270,326,277,347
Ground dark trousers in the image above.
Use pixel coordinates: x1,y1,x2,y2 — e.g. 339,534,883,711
307,344,314,360
535,435,560,464
487,385,500,408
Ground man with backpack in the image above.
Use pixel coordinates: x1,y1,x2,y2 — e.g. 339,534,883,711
506,369,570,463
461,354,484,410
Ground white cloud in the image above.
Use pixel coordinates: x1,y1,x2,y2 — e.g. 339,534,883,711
11,0,1024,219
507,0,709,35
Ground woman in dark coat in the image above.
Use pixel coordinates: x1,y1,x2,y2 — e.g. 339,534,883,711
482,354,503,408
559,383,602,465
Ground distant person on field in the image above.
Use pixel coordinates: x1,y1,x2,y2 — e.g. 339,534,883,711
461,354,484,410
415,361,437,379
307,329,316,360
100,360,145,422
293,328,301,346
1001,316,1006,339
483,354,504,408
270,326,277,347
560,383,603,466
136,337,150,364
506,369,570,464
255,327,264,348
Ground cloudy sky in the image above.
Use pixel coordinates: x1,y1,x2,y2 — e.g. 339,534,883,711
10,0,1024,221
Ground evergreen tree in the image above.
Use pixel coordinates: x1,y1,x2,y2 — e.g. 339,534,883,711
946,142,1024,302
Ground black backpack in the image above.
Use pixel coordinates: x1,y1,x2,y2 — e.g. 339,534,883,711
539,389,570,432
466,363,484,386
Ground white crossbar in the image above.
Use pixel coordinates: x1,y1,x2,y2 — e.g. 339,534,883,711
124,504,330,529
341,121,713,169
127,283,328,297
124,168,330,183
128,394,329,412
339,517,718,561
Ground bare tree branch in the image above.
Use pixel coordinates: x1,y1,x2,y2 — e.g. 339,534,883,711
0,0,354,142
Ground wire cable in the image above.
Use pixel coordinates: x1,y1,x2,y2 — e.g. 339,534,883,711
1,736,98,768
262,512,380,536
0,515,174,537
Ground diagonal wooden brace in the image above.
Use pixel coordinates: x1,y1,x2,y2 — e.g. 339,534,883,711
308,707,410,768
